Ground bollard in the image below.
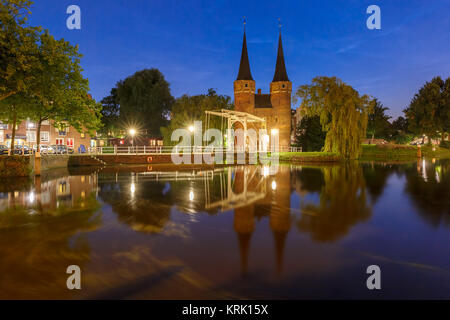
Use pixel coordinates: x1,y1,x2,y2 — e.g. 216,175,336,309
34,152,41,176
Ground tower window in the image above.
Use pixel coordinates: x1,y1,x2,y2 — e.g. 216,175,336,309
282,84,285,88
245,83,248,88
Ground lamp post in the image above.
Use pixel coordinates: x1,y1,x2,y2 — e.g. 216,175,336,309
129,128,136,153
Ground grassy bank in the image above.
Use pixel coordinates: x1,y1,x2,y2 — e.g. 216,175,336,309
359,144,450,161
277,152,342,162
276,144,450,163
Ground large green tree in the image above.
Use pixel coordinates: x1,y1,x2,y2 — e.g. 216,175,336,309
366,98,392,142
404,76,450,144
293,116,326,151
161,89,233,146
0,0,39,102
295,76,373,159
116,69,174,136
99,87,120,137
26,31,102,150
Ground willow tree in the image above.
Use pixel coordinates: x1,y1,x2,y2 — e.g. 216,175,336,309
295,76,373,159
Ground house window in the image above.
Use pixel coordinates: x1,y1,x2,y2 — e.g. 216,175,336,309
27,122,36,129
0,123,7,130
42,120,50,125
56,138,64,145
67,138,74,148
41,131,50,142
26,131,36,142
80,132,85,138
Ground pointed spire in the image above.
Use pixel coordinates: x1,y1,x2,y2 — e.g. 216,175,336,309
236,19,253,81
272,27,289,82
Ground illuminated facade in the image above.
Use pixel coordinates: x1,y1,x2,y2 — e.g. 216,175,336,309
233,29,292,150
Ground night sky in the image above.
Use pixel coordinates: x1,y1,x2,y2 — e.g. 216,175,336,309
28,0,450,119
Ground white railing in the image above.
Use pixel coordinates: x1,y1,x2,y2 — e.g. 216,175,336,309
86,146,302,155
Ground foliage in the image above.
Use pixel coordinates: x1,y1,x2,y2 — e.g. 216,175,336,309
99,87,120,137
293,115,326,151
0,0,101,151
0,0,40,102
295,76,373,159
160,89,233,146
116,68,174,136
366,98,392,140
404,76,450,143
25,31,102,145
440,140,450,149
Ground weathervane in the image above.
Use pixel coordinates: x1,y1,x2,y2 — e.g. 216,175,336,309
278,18,282,30
243,16,246,30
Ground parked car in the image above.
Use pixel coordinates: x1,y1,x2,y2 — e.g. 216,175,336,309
0,145,9,155
33,145,56,154
51,145,74,154
12,145,30,155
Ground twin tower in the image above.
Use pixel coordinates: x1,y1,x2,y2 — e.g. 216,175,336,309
233,28,292,150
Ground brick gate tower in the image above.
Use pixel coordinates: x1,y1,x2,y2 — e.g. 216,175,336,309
233,26,292,150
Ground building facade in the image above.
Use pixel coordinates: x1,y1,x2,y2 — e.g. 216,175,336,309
0,119,94,151
234,29,292,150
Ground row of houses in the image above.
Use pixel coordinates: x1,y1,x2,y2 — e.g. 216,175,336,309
0,119,165,152
0,120,95,152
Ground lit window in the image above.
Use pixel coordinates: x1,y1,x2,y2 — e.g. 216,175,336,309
81,132,85,138
26,131,36,142
41,131,50,142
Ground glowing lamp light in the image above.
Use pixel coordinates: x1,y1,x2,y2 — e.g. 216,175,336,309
271,129,279,135
188,125,195,133
129,129,136,136
271,180,277,191
189,191,194,201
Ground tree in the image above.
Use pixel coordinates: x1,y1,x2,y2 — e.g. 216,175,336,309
0,0,40,102
392,116,408,132
366,99,392,142
26,31,102,151
295,76,373,159
391,116,413,144
116,69,174,136
293,116,326,151
404,76,450,144
99,88,120,137
0,94,28,152
160,89,233,146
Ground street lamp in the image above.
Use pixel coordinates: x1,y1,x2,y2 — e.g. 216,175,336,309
129,128,136,152
188,125,194,133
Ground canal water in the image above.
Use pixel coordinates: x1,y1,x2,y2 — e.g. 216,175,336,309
0,160,449,299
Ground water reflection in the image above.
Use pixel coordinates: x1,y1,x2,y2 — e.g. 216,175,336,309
406,159,450,227
296,163,372,242
0,159,449,299
0,169,101,299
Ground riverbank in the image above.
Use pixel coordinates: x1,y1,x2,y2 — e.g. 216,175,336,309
359,144,450,161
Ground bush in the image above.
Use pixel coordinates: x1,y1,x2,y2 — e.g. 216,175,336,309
440,140,450,149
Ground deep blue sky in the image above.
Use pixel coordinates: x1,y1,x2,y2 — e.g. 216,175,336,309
28,0,450,119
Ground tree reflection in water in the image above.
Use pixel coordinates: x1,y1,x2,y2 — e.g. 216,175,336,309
405,159,450,227
296,162,372,242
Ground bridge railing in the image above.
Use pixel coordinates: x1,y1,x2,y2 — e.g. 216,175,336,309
86,146,302,155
